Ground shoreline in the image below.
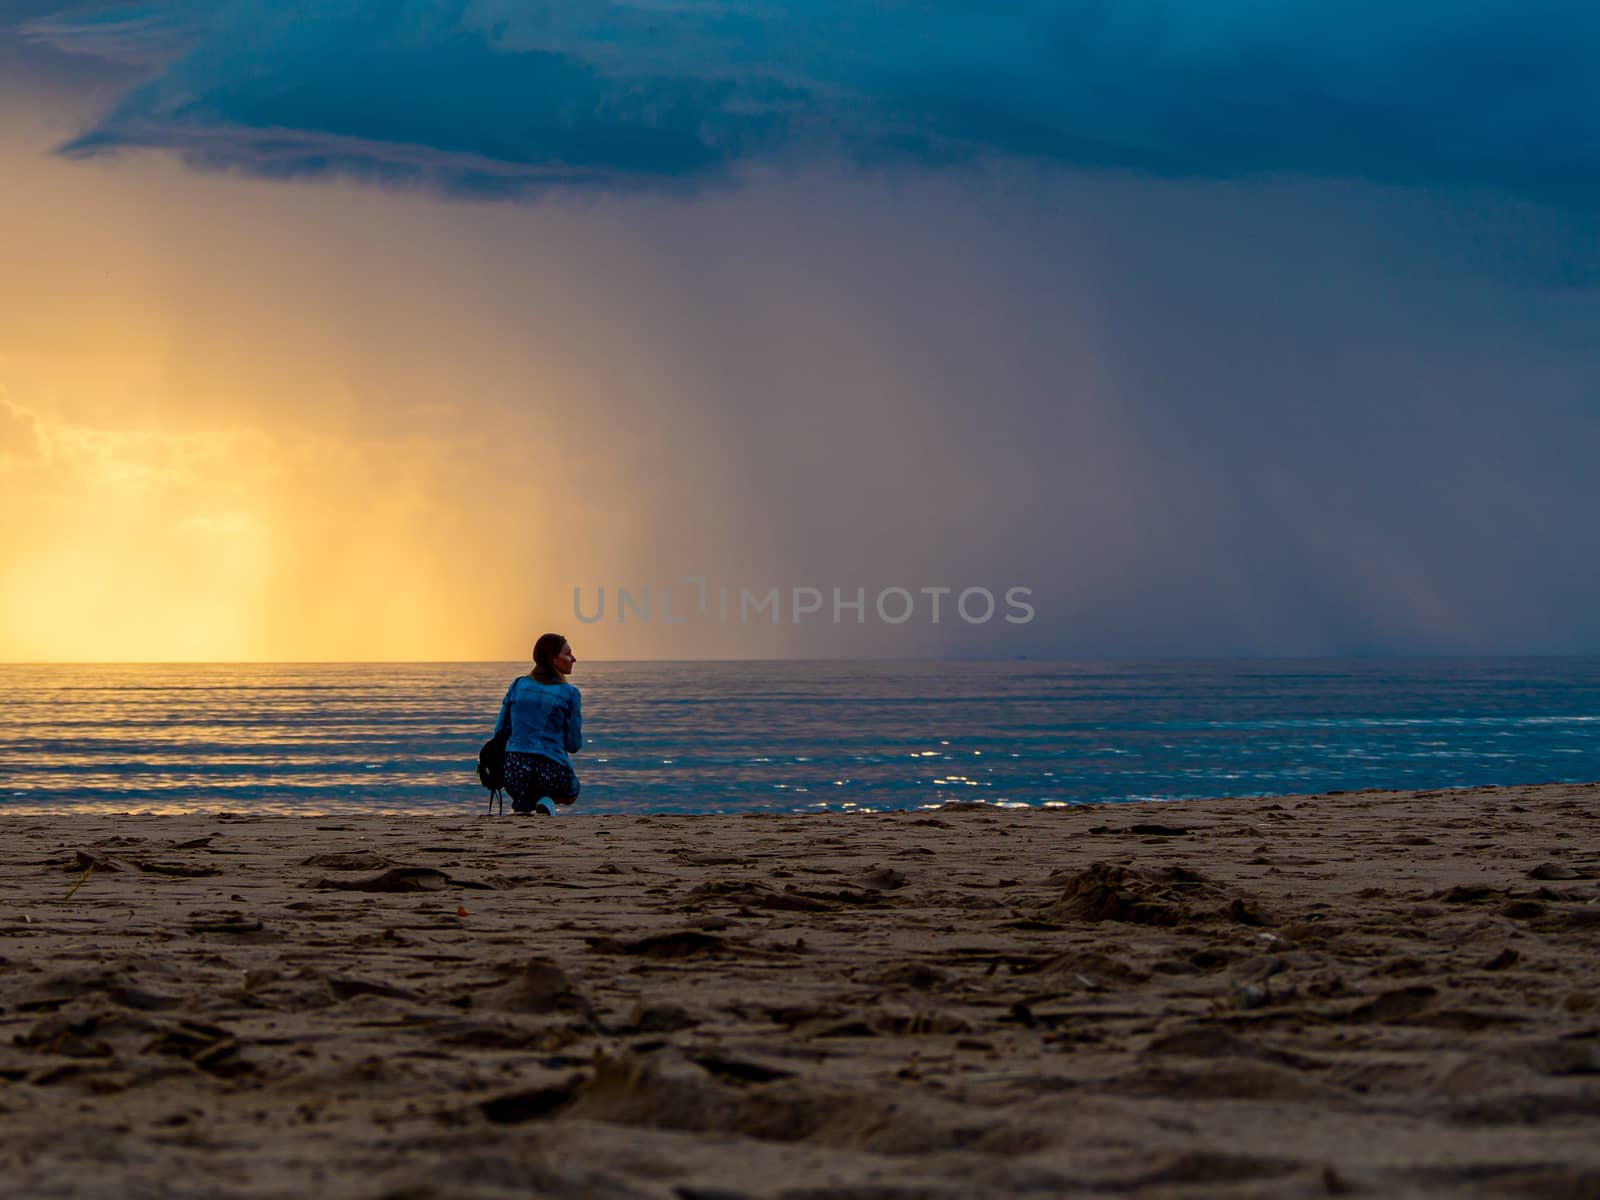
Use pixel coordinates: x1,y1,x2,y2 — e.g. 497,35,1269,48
1,777,1578,819
4,782,1599,1197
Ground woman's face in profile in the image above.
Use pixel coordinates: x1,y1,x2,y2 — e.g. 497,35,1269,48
554,641,576,675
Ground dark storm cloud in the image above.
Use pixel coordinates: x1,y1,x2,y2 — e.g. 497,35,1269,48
11,0,1600,205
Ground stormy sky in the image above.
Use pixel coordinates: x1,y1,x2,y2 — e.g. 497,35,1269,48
2,1,1598,660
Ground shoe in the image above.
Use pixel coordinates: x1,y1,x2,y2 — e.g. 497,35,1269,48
535,798,557,817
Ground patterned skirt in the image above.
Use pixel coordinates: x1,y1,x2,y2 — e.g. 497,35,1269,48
504,751,581,812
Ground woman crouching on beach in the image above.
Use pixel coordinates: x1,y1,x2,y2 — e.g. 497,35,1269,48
493,633,583,816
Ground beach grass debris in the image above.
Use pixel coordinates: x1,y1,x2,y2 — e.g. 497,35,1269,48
60,861,96,902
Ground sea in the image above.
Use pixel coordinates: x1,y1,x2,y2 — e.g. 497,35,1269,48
2,659,1598,816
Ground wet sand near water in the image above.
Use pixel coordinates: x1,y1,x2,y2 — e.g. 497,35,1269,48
3,783,1600,1198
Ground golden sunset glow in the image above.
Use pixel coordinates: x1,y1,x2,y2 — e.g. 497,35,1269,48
0,91,1023,663
0,103,637,661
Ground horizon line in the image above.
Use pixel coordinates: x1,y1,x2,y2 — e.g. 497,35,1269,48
5,653,1600,667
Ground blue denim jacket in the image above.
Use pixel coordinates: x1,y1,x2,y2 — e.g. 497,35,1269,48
493,676,583,769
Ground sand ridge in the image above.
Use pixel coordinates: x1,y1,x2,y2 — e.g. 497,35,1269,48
2,783,1599,1198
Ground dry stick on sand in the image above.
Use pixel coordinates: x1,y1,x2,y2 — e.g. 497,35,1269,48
59,860,94,902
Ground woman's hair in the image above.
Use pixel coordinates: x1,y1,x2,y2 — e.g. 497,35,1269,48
530,632,569,684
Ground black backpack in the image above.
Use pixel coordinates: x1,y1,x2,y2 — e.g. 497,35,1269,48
478,728,510,815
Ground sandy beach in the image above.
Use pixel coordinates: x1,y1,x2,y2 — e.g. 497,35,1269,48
3,783,1599,1198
